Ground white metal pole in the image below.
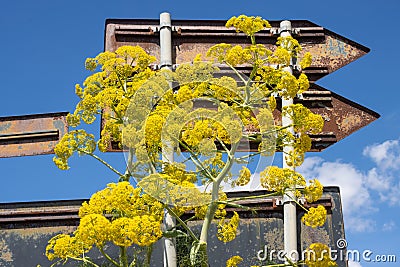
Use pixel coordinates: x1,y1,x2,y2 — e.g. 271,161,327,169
160,12,177,267
280,20,298,263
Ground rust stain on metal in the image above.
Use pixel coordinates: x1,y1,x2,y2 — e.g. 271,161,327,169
100,18,377,152
105,20,160,64
7,226,76,239
263,227,284,256
0,188,345,266
0,112,69,158
301,226,331,249
0,239,12,262
304,33,368,74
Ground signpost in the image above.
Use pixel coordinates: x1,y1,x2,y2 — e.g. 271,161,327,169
102,18,379,152
0,14,379,267
0,112,68,158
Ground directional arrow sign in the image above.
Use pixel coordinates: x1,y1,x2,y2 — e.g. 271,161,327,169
0,112,68,158
105,19,369,82
102,18,379,152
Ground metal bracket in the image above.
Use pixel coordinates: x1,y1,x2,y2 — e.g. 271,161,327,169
273,197,283,207
270,27,300,36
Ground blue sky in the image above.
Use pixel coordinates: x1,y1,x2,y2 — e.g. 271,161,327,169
0,0,399,266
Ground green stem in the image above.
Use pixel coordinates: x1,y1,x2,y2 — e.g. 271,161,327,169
217,200,255,212
78,149,124,177
99,246,120,267
120,246,128,267
285,192,308,212
226,192,280,203
216,136,230,154
164,205,199,242
199,142,239,245
66,256,101,267
145,245,153,267
225,62,248,85
178,139,216,182
122,148,135,181
251,35,256,45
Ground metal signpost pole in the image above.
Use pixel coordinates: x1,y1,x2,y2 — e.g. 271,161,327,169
279,20,298,263
159,12,177,267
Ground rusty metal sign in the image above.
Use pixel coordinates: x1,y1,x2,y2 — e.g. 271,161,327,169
0,112,68,158
0,187,346,267
105,19,369,81
102,18,378,152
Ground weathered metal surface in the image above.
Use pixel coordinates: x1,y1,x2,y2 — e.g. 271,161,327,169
0,187,346,266
0,112,69,158
101,18,377,152
296,84,379,151
105,19,369,79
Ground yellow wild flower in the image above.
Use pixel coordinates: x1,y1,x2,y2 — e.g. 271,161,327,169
75,214,111,247
78,181,163,221
110,216,162,247
304,179,323,203
226,255,243,267
301,205,327,228
217,211,240,243
226,15,270,36
276,36,301,54
260,166,306,194
45,234,85,261
298,73,310,94
282,104,324,134
235,166,251,186
300,52,313,69
53,130,96,170
304,243,337,267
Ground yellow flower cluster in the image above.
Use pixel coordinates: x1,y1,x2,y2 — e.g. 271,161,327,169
75,214,111,247
73,46,155,122
301,205,327,228
300,52,313,69
282,104,324,134
111,216,162,247
226,255,243,267
194,191,227,220
276,36,301,55
304,243,338,267
53,130,96,170
235,166,251,186
68,46,156,155
46,234,84,261
79,181,163,220
226,15,271,36
304,179,323,203
260,166,306,194
217,211,240,243
260,166,326,227
46,182,164,262
207,43,272,68
284,133,312,167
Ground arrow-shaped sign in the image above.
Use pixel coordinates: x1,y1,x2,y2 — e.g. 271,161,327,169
102,19,378,152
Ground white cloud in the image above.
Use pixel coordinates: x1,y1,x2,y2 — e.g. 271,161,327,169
297,137,400,233
297,157,375,232
346,217,376,233
348,260,362,267
365,168,390,191
382,220,396,232
363,139,400,171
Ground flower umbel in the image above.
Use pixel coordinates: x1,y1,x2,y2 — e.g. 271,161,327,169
304,243,338,267
302,205,327,228
217,211,240,243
